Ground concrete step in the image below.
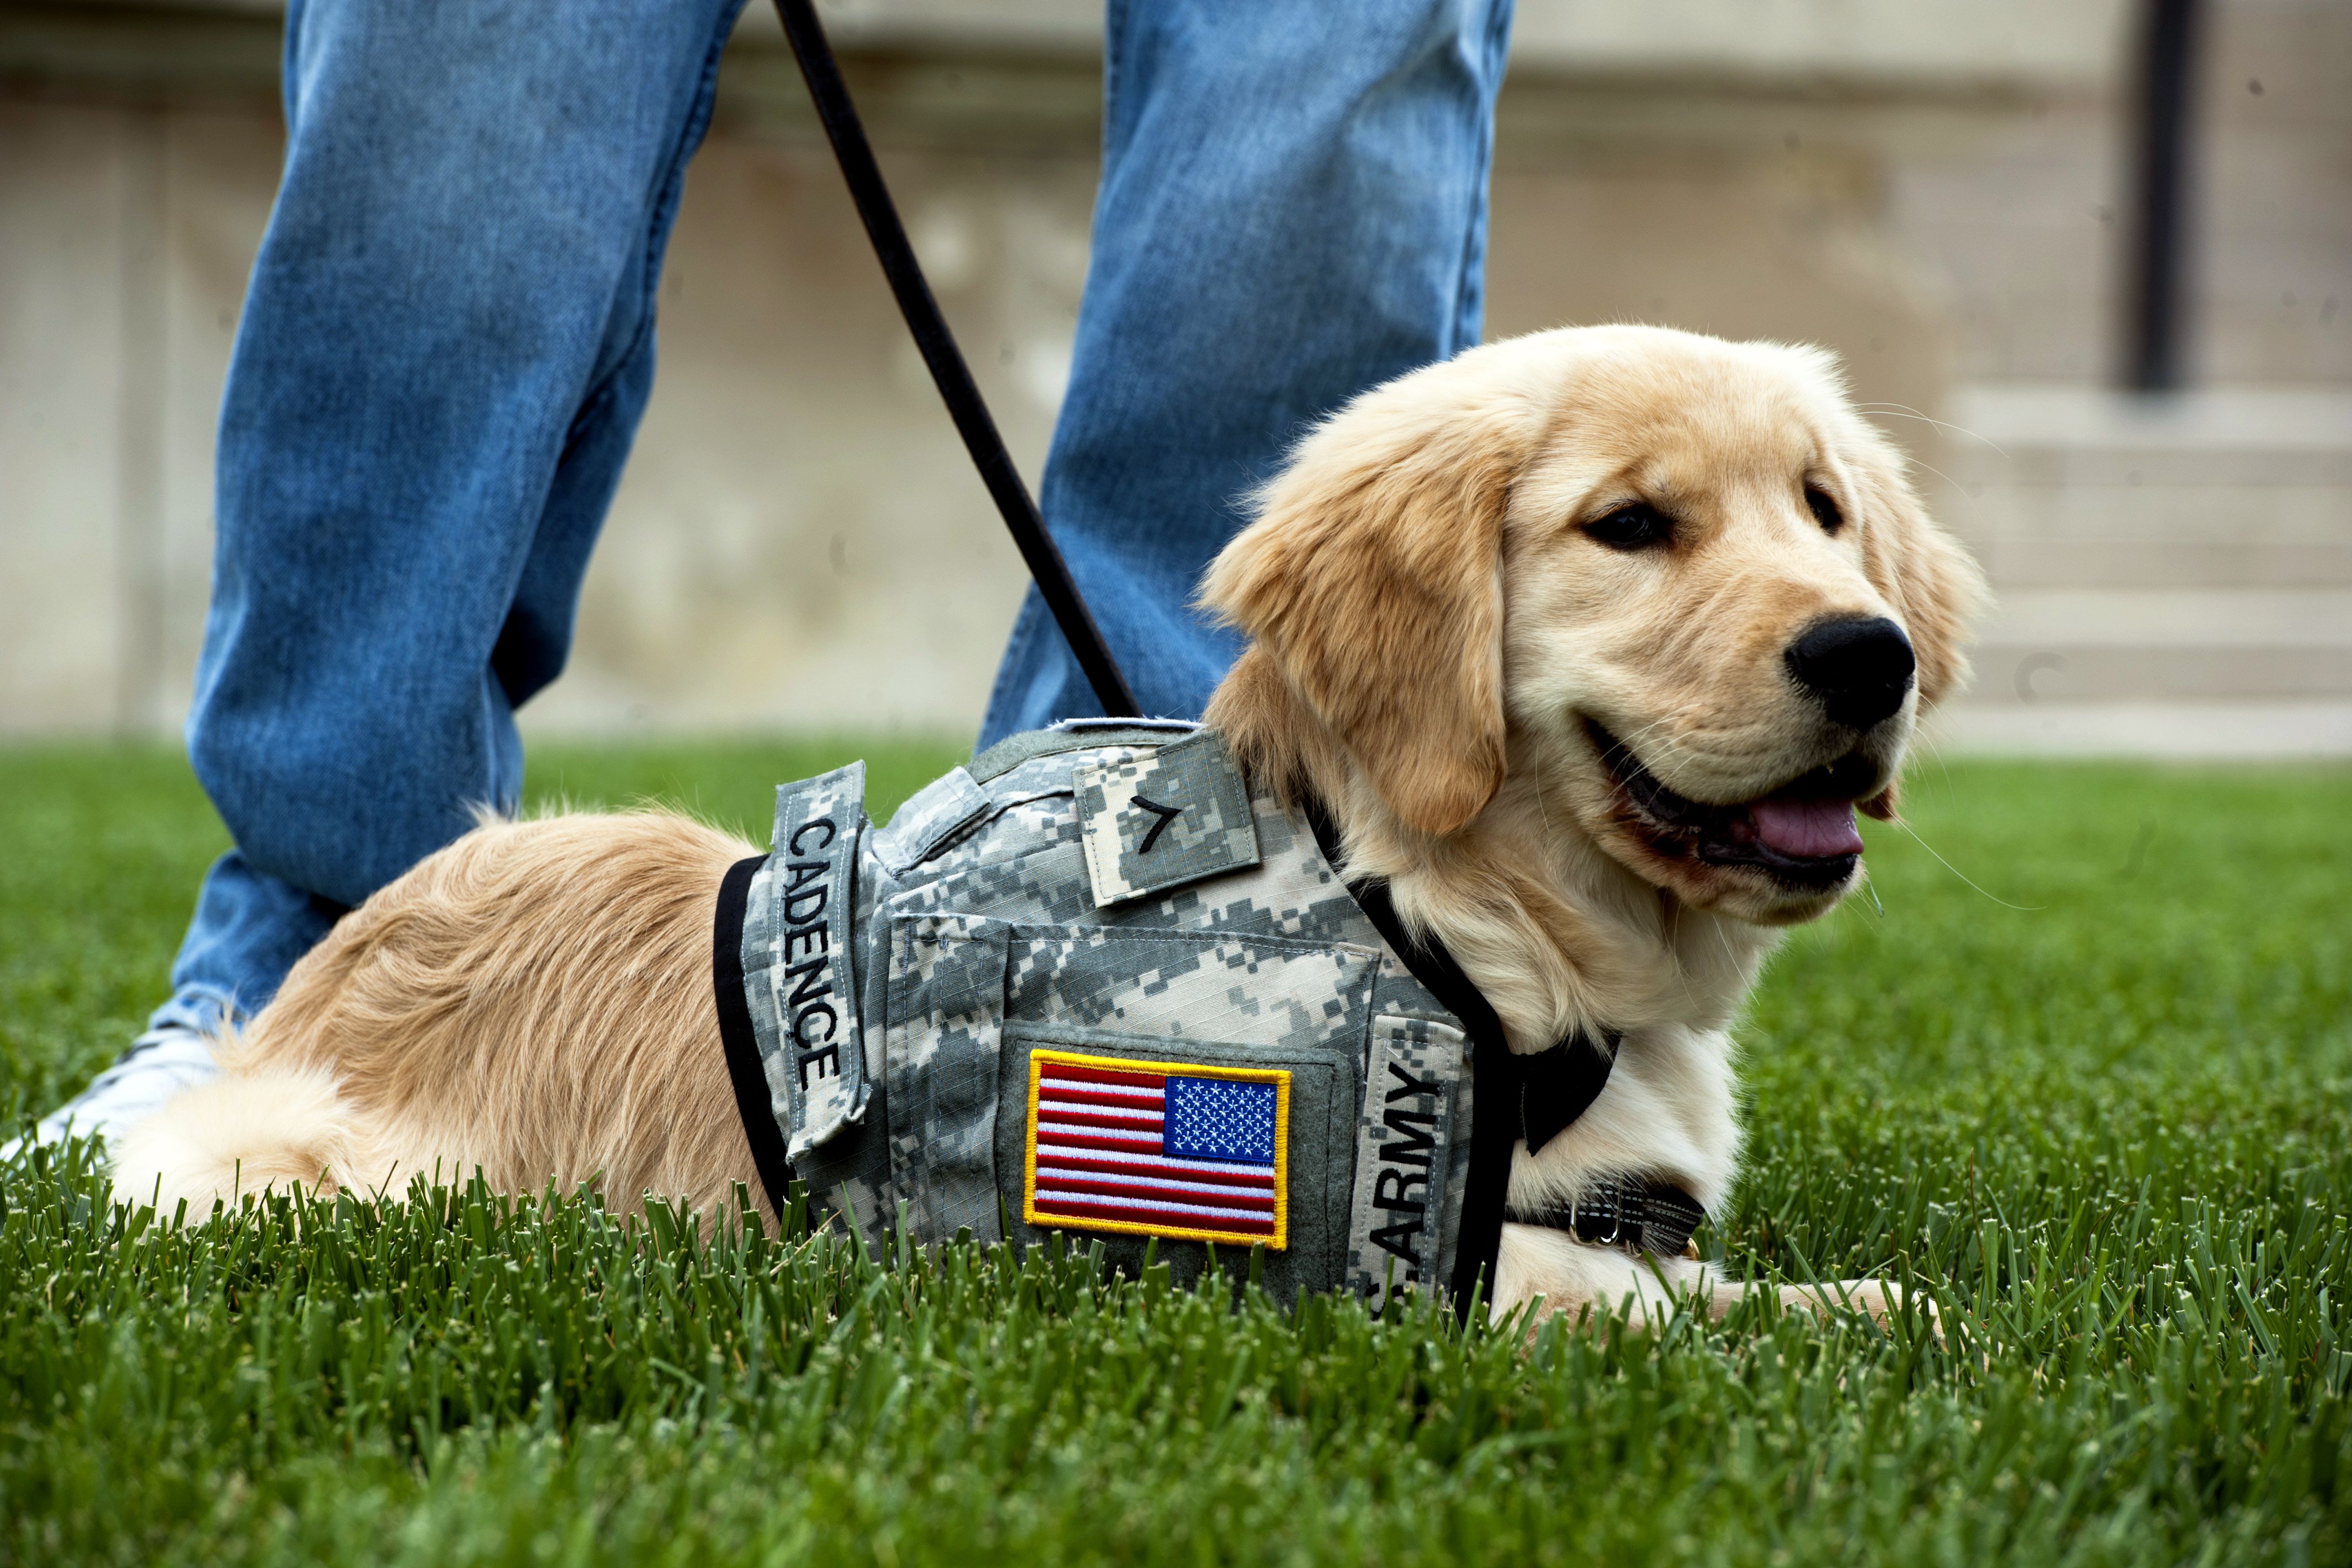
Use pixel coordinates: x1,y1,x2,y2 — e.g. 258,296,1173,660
1947,384,2352,455
1983,587,2351,648
1931,385,2352,754
1927,700,2352,757
1965,538,2352,591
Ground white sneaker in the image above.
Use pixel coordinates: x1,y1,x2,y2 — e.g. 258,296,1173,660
2,1023,222,1160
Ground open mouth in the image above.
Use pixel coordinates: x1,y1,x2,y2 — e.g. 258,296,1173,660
1587,721,1874,891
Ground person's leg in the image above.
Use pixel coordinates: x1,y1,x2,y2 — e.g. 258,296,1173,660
978,0,1517,742
19,0,745,1149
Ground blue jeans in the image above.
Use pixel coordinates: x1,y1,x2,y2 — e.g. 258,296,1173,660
161,0,1515,1034
981,0,1513,739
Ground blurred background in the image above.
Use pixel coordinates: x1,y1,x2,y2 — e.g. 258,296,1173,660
2,0,2346,755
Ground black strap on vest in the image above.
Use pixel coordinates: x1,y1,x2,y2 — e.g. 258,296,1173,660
713,854,796,1219
1302,800,1700,1312
772,0,1140,720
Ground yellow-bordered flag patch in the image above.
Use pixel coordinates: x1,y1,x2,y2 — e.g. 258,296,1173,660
1022,1049,1290,1250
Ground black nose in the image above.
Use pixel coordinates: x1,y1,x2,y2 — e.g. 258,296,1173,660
1784,616,1916,729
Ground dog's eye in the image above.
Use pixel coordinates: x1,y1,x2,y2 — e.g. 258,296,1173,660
1585,503,1674,550
1804,485,1844,534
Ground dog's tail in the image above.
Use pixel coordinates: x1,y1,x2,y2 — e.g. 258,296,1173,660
110,1064,367,1218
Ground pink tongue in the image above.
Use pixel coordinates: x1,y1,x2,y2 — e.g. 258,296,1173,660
1749,797,1865,859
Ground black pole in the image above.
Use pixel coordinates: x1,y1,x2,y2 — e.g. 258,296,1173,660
771,0,1143,719
2122,0,2202,392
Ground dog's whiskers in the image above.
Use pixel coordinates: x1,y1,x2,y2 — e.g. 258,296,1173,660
1854,403,2008,457
1884,818,2042,912
1708,910,1745,981
1608,706,1710,768
1901,453,1977,507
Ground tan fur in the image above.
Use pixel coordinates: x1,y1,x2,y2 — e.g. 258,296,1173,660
112,1065,359,1210
119,324,1980,1330
1201,347,1550,836
121,812,769,1224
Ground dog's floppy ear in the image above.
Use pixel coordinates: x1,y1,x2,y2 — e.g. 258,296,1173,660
1201,358,1546,837
1844,425,1987,819
1846,431,1985,711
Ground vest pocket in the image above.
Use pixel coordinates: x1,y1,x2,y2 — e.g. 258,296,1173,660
881,916,1383,1276
993,1023,1356,1300
988,925,1381,1296
883,914,1014,1244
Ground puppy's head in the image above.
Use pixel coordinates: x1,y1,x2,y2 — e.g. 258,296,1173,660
1203,325,1984,925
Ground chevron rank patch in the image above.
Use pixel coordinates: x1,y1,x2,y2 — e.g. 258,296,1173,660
1022,1049,1290,1249
1072,730,1261,908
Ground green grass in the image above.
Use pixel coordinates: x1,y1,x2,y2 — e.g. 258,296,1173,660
3,742,2348,1565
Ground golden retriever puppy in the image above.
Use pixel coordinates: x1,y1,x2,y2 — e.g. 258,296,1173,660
115,324,1980,1328
1203,324,1979,1324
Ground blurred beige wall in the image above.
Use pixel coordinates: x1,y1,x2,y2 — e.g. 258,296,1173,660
2,0,2346,752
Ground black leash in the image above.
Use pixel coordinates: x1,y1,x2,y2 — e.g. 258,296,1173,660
772,0,1141,720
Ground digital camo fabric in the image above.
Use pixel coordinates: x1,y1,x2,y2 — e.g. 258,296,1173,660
1072,730,1262,906
735,720,1476,1306
883,913,1008,1243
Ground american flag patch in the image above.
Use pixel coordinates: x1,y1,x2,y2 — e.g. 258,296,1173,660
1022,1049,1290,1250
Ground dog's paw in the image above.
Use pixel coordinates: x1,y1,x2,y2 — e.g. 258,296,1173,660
1786,1277,1941,1340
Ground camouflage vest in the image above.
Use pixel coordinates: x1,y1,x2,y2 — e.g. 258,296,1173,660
713,720,1710,1311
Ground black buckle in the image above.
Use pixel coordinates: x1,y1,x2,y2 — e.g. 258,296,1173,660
1571,1179,1629,1247
1512,1175,1704,1260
